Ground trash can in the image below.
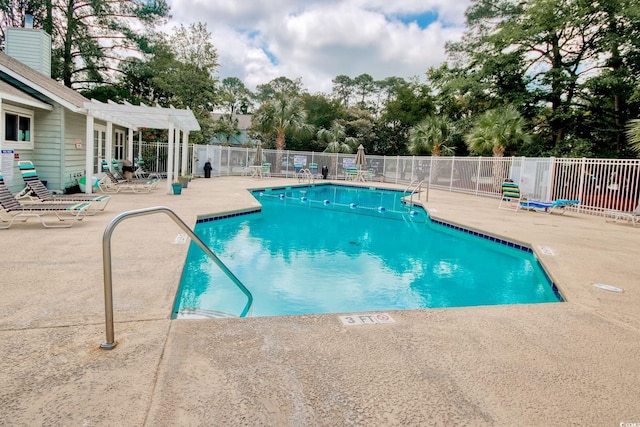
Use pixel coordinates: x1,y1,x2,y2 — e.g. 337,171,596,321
322,165,329,179
204,160,212,178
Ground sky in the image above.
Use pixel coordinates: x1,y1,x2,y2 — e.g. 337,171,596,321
165,0,472,94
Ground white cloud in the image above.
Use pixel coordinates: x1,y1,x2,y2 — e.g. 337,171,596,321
166,0,471,93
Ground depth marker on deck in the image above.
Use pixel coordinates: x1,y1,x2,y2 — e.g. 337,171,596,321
339,313,395,325
538,245,554,256
174,233,188,244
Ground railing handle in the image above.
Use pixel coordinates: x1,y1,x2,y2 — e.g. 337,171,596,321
100,206,253,350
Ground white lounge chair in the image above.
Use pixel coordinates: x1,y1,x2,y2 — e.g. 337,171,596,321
16,160,111,214
604,203,640,227
0,174,89,228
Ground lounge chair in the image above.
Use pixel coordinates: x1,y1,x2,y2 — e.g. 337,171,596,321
0,174,89,228
98,161,159,193
134,157,164,179
519,198,580,214
604,203,640,227
309,163,319,177
16,161,111,213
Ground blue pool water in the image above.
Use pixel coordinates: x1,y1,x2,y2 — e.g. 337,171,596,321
173,184,562,318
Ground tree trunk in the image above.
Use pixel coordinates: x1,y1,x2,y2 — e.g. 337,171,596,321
63,0,75,87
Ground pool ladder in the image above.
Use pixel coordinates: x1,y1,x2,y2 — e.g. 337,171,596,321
100,206,253,350
296,168,316,184
404,178,428,208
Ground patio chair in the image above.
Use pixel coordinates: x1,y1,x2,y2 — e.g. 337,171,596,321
309,163,319,177
134,157,164,179
604,203,640,227
345,167,359,181
0,174,90,228
101,160,127,184
98,161,158,194
261,163,271,178
499,181,522,211
16,160,111,213
112,159,160,182
519,198,580,214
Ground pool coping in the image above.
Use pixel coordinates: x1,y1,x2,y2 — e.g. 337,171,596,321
192,183,565,307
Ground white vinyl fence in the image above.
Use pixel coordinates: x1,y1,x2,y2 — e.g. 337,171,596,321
137,142,640,215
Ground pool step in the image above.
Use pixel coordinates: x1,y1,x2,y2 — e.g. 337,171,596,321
176,308,239,319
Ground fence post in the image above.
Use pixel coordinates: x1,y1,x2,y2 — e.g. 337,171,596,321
475,157,482,195
396,156,400,184
450,156,456,192
546,157,555,201
429,156,434,185
410,156,415,183
578,157,586,212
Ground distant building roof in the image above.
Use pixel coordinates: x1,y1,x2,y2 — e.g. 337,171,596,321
211,113,252,130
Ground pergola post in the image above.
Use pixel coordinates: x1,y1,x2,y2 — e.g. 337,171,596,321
173,127,180,180
85,114,94,194
166,122,175,194
105,121,113,167
181,129,188,176
128,128,134,162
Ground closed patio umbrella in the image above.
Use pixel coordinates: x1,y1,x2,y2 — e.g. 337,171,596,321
354,144,366,169
254,141,263,166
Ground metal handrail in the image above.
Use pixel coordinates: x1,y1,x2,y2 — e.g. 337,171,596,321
404,179,428,207
100,206,253,350
296,168,316,183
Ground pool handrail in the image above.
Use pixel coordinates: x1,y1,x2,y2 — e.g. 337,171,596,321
404,178,428,206
100,206,253,350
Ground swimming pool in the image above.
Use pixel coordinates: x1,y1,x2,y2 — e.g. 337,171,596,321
173,184,562,318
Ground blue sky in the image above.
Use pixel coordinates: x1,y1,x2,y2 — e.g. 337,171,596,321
165,0,471,93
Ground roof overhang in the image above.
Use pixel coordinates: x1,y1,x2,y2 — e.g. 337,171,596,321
83,99,201,132
0,64,83,112
0,79,53,110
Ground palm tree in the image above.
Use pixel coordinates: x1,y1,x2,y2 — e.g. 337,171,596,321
319,122,357,153
408,115,455,156
252,96,311,151
626,119,640,153
466,105,530,156
252,96,313,172
466,105,532,188
409,115,455,183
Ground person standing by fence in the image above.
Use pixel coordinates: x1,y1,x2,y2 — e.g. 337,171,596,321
204,159,212,178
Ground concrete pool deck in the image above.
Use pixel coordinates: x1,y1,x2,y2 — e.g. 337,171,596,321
1,176,639,426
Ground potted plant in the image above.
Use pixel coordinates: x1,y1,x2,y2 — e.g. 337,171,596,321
180,175,193,188
171,179,183,195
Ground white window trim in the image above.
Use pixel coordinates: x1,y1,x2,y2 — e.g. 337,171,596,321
114,129,125,160
3,104,35,150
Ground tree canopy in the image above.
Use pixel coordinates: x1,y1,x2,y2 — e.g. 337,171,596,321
5,0,640,157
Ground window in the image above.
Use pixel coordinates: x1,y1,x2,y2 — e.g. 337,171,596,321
3,106,34,149
114,130,125,160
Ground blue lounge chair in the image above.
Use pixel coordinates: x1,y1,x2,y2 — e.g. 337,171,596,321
519,198,580,214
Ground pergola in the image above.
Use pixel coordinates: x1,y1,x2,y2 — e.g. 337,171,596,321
83,99,201,195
